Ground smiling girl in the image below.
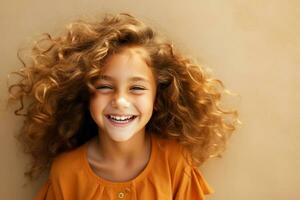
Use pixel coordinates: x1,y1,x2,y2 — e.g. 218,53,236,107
8,13,239,199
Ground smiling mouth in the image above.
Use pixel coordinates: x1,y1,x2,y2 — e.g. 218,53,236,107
105,115,138,126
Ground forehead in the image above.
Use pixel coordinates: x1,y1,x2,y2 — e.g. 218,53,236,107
98,47,155,82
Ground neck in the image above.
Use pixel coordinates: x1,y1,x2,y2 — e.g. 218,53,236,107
96,130,150,163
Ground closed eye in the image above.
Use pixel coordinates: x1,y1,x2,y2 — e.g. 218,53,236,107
96,85,113,90
131,86,147,90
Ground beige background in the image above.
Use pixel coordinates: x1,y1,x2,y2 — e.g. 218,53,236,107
1,0,299,199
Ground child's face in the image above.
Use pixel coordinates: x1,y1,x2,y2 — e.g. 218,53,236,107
89,47,157,142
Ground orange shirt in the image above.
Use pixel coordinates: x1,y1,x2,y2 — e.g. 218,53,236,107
35,134,214,200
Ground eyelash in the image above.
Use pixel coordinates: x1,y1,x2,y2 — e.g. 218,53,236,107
131,86,147,90
96,85,112,90
96,85,147,91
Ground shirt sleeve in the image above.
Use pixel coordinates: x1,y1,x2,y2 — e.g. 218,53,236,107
34,180,57,200
174,165,214,200
171,144,214,200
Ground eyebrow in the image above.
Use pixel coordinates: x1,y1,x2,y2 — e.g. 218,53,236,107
97,75,150,83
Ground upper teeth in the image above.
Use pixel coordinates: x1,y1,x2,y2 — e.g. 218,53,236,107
109,115,134,120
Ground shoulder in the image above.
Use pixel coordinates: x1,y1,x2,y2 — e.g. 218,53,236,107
154,135,192,170
49,143,88,179
153,136,214,197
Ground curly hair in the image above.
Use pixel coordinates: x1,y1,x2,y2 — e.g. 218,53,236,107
7,13,239,181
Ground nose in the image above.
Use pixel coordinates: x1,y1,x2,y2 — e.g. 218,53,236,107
112,93,130,108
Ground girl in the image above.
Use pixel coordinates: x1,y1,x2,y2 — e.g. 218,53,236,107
8,13,239,199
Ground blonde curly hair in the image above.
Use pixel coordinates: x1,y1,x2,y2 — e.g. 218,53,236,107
8,13,239,181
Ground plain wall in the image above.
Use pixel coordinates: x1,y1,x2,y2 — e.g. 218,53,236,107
1,0,299,199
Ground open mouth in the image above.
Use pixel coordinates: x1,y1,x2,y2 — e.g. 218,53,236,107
105,115,138,126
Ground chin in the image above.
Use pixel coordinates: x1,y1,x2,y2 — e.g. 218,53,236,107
108,133,136,142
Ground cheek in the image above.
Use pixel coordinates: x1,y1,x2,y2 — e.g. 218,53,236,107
136,94,155,114
89,96,107,116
